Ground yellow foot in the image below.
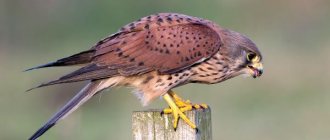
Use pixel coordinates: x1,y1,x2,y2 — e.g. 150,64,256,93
161,91,209,131
162,90,208,114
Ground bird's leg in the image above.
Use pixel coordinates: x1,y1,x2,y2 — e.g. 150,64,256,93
169,90,208,109
162,90,208,114
162,93,197,130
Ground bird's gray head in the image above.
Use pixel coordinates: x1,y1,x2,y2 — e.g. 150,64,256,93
219,29,263,78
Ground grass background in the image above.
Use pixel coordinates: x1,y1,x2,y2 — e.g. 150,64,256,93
1,0,330,139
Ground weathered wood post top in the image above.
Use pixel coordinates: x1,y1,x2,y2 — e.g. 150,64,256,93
132,108,212,140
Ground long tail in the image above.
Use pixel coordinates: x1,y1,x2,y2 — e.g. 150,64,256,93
29,80,105,140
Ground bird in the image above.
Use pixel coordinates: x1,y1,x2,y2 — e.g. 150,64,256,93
26,13,263,140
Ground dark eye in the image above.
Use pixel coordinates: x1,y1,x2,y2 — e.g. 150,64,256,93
246,53,256,62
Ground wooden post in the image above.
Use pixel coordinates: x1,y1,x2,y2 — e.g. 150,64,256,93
132,108,212,140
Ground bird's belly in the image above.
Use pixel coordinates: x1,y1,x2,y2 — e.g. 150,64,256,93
119,71,193,105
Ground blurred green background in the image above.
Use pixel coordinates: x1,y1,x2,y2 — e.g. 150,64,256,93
1,0,330,139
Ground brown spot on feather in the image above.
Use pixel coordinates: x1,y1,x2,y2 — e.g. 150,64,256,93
156,79,162,83
142,75,154,84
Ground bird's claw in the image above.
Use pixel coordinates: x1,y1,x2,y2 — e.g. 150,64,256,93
192,103,208,109
162,91,209,130
162,94,208,114
167,103,196,130
162,102,208,114
163,93,198,130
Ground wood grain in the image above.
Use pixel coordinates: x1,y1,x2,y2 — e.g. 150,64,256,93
132,108,212,140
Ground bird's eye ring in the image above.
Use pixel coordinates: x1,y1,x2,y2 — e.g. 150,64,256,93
246,53,257,62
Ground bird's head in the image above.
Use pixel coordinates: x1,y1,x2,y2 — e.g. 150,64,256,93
220,29,263,78
244,50,263,78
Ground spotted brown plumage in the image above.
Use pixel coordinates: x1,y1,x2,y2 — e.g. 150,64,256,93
27,13,263,140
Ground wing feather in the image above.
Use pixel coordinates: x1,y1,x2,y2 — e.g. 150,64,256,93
32,13,223,88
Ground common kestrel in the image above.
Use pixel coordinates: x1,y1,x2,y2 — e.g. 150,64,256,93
27,13,263,140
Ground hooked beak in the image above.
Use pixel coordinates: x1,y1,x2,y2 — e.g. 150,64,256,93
248,62,263,78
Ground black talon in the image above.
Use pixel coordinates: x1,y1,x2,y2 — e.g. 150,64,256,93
160,111,164,116
174,127,177,131
195,128,199,134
